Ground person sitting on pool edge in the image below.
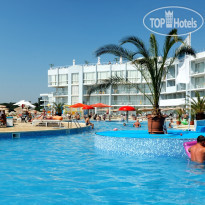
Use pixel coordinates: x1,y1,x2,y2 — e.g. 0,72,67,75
188,135,205,163
133,120,141,128
85,115,94,129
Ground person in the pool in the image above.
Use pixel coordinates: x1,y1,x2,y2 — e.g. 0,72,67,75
189,135,205,163
133,120,141,128
85,115,94,129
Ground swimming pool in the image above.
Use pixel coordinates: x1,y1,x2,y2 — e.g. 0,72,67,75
0,121,205,204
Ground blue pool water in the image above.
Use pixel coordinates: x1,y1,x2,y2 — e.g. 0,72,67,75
0,121,205,204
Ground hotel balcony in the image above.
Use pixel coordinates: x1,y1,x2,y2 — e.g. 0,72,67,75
83,90,110,95
58,81,68,86
111,101,136,106
177,83,186,91
112,89,137,95
191,84,205,90
48,81,58,87
83,80,96,85
111,100,151,106
53,92,68,97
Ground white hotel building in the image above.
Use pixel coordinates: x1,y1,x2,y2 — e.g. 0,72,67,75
40,52,205,110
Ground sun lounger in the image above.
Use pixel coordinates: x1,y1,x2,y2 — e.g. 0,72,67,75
32,119,63,127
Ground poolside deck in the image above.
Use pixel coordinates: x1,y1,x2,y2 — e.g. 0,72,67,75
0,122,86,133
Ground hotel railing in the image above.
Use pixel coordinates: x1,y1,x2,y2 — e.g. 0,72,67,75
53,92,68,96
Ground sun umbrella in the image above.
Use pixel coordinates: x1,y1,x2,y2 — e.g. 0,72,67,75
119,106,136,122
90,103,111,115
82,105,94,115
14,100,26,106
90,103,111,108
82,105,94,110
14,100,35,108
69,103,87,108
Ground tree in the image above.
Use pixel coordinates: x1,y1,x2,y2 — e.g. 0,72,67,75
89,29,195,116
188,91,205,120
53,103,64,116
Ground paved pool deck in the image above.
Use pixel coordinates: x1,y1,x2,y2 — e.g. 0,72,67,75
0,122,86,133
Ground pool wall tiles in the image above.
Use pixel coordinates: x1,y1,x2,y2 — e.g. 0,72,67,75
94,135,193,157
0,126,92,139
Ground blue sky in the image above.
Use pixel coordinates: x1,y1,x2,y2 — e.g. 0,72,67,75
0,0,204,103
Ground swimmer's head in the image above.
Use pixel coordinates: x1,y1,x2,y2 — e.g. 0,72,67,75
197,135,205,143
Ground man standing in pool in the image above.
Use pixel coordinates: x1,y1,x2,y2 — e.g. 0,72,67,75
189,135,205,163
85,115,94,129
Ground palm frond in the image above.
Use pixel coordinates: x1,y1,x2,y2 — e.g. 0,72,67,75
120,36,150,58
95,44,135,61
188,91,205,114
174,45,196,59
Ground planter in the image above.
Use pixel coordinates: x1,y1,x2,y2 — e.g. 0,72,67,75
176,121,181,125
147,115,166,134
196,113,205,120
190,121,194,125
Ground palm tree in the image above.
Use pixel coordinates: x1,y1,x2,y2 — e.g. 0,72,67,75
176,108,184,122
88,29,195,133
53,103,64,116
89,29,195,114
189,91,205,120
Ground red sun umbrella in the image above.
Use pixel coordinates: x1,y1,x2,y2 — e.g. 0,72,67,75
70,103,87,108
82,105,94,115
119,106,136,122
82,105,94,110
90,103,111,108
119,106,135,111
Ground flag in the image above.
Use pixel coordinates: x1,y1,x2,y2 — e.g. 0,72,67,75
176,34,191,84
176,58,189,84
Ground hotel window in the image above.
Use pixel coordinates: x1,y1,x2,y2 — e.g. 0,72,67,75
161,82,166,92
57,97,67,104
167,80,175,87
97,72,109,83
142,70,151,83
59,74,68,85
48,75,57,85
83,72,95,84
71,96,79,105
177,83,186,91
167,66,175,79
55,87,68,96
72,73,79,84
72,85,79,95
112,71,124,77
195,77,204,89
127,70,138,83
195,62,204,74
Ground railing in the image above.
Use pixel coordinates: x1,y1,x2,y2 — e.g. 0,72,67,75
83,80,96,84
83,90,110,95
49,61,125,70
191,69,204,75
167,74,175,79
58,81,68,86
112,89,137,94
53,92,68,96
177,84,186,91
48,82,57,86
71,81,79,84
112,101,138,105
192,84,205,89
